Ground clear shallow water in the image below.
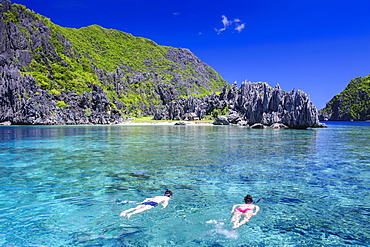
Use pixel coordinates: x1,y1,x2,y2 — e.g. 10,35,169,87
0,122,369,246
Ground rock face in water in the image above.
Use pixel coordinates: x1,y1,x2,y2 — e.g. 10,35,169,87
154,82,324,129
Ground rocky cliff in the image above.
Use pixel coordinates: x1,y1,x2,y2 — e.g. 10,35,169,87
0,1,323,128
0,1,225,124
319,75,370,121
154,81,324,129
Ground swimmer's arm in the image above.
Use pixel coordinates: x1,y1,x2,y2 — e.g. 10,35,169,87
253,205,260,215
161,200,169,209
231,205,238,213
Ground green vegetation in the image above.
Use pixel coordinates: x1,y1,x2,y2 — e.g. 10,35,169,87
320,74,370,120
7,2,225,116
2,5,20,25
85,108,92,116
48,21,225,99
211,105,229,118
55,24,168,72
48,89,61,95
56,100,67,108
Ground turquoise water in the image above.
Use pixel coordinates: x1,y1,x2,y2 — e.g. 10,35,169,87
0,122,369,246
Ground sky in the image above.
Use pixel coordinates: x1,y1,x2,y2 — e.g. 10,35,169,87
12,0,370,109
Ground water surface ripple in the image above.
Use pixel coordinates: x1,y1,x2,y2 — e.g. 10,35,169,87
0,122,369,246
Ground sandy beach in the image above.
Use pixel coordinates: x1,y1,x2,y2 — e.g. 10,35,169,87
117,121,214,126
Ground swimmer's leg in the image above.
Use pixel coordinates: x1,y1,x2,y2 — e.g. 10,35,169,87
120,204,146,217
126,205,153,219
231,213,242,229
120,207,137,217
231,212,241,223
235,213,253,228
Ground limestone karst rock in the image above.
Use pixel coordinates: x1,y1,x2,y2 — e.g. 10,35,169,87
154,81,324,129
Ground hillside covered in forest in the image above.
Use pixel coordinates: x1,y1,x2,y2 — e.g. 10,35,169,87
320,75,370,121
0,1,226,124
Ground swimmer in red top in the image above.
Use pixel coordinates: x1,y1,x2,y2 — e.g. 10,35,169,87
230,194,260,229
119,190,172,219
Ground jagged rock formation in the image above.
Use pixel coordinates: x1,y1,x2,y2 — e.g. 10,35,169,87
154,81,325,129
0,66,123,124
319,75,370,121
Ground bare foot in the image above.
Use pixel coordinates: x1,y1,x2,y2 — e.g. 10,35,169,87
119,212,126,217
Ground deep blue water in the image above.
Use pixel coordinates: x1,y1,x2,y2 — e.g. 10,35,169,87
0,122,369,246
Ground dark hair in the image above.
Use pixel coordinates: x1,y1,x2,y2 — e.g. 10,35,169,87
244,195,253,203
164,190,172,197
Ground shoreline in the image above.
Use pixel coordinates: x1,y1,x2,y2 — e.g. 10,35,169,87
116,121,214,126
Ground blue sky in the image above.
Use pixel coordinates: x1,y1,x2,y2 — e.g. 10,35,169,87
13,0,370,109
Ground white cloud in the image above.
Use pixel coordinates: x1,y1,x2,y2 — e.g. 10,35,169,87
235,23,245,33
221,15,232,27
215,15,231,34
215,15,246,34
215,27,226,34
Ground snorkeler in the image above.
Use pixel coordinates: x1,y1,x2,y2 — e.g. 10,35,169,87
230,194,260,229
119,190,172,219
